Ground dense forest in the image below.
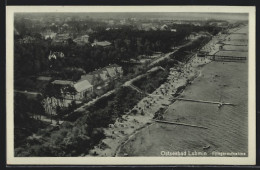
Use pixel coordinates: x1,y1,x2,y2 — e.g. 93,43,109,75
14,23,221,91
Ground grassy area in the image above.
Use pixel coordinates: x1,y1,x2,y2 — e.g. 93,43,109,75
133,70,169,94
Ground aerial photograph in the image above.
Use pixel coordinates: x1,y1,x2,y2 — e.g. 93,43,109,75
13,12,248,157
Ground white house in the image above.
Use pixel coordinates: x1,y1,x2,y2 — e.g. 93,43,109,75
48,51,65,60
91,40,112,47
51,79,93,100
73,80,93,100
41,30,57,39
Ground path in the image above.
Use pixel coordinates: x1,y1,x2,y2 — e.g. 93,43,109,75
149,51,176,66
74,89,115,112
14,90,42,96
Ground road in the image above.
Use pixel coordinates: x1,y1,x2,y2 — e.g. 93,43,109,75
14,90,42,96
149,50,176,66
148,37,200,67
74,89,115,112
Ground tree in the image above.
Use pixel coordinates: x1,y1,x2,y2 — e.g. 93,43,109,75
43,83,62,123
56,106,62,125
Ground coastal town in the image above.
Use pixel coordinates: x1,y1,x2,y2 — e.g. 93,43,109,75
14,13,248,157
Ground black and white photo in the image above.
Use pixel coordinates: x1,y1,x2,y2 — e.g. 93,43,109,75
6,6,256,165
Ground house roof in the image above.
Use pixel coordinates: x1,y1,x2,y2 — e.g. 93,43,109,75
99,70,109,81
106,64,123,74
52,80,73,85
54,34,70,40
48,52,64,60
74,80,93,92
105,67,117,77
37,76,52,81
92,41,111,47
81,35,89,38
81,74,94,84
79,64,123,86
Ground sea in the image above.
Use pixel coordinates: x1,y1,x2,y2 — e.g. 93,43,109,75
118,59,248,157
118,24,249,157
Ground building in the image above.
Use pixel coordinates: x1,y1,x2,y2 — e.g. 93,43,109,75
116,67,123,76
48,51,65,60
105,64,123,78
37,76,52,81
18,36,36,44
81,64,123,87
140,23,154,31
52,33,71,45
41,30,57,39
192,22,201,26
73,80,93,99
170,29,177,32
51,79,93,100
62,23,69,28
107,20,115,25
160,24,168,31
73,35,89,45
81,74,95,85
105,67,117,78
91,40,112,47
52,80,73,86
186,32,198,40
99,69,110,82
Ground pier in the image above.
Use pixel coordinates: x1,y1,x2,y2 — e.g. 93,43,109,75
170,97,234,106
154,120,208,129
197,52,247,62
212,55,247,62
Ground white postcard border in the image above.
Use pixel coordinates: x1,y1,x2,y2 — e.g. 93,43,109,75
6,5,256,165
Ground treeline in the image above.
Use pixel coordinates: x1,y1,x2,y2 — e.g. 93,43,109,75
173,36,211,62
168,24,222,36
133,70,169,93
91,28,187,55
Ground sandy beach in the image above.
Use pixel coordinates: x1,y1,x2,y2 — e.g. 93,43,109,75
116,25,248,157
85,32,228,157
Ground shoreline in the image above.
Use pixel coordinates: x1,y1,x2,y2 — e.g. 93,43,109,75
86,54,212,157
86,31,228,157
114,58,212,157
